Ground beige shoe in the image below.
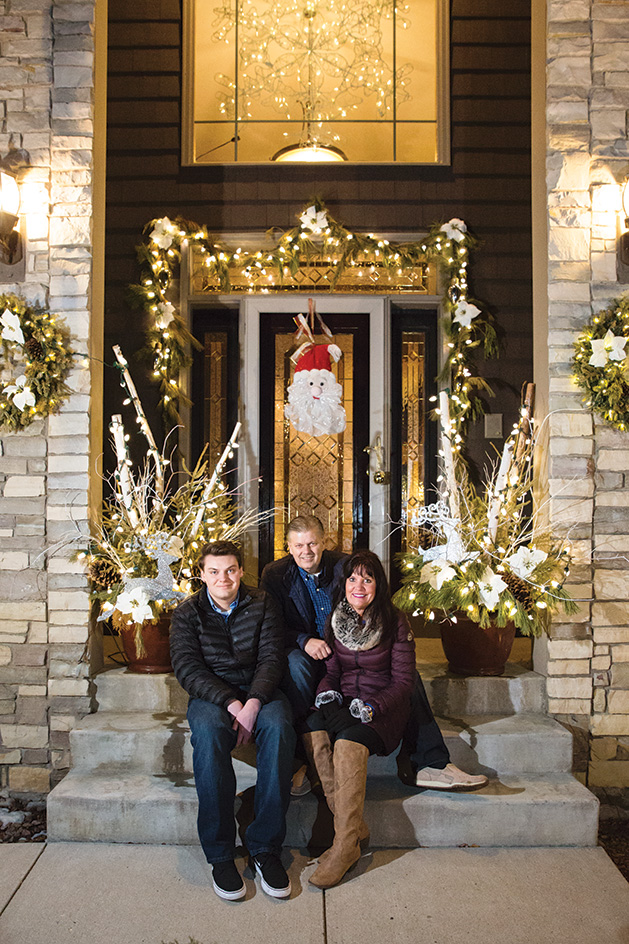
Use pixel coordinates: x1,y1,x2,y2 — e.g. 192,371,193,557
415,763,488,791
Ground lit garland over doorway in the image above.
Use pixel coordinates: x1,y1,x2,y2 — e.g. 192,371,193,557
131,199,497,447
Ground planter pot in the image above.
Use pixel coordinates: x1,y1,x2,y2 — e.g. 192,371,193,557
120,614,172,674
440,615,516,677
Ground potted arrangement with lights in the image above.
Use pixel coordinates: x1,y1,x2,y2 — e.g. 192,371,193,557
78,347,254,673
393,389,578,675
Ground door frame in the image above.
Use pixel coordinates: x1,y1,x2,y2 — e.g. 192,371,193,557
180,288,444,580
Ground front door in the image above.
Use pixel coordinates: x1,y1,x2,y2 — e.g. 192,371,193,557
258,310,370,566
190,296,439,578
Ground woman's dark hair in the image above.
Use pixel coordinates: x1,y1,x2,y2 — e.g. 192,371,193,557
326,549,398,645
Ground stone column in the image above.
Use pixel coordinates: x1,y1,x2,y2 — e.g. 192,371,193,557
544,0,629,802
0,0,97,795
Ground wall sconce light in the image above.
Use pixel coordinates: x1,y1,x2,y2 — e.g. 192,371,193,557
0,147,30,266
620,177,629,267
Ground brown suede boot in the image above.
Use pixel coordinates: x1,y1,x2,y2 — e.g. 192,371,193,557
302,731,369,844
302,730,335,800
309,739,369,889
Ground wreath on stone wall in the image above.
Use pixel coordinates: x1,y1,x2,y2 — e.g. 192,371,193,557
0,293,74,431
573,294,629,431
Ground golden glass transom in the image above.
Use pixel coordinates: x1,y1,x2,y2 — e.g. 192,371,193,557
190,251,434,295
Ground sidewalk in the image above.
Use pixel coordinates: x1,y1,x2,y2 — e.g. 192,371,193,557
1,843,628,944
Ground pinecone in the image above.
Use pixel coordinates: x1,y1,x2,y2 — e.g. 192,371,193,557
88,557,121,591
24,337,44,361
502,569,534,611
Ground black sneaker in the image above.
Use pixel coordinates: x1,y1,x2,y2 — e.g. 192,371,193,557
212,860,246,901
251,852,291,898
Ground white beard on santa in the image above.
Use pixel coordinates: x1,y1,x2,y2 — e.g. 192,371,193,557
285,343,347,437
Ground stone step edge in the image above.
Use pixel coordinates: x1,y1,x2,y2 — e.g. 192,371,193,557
70,708,567,733
67,710,573,777
46,771,599,848
93,665,547,714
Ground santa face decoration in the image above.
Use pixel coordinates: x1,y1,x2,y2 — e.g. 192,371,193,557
285,342,347,437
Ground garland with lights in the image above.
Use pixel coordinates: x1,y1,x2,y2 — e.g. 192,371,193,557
572,295,629,431
393,392,577,636
0,293,74,431
131,200,497,442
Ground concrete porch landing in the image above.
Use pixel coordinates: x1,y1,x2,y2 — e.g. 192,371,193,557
1,843,628,944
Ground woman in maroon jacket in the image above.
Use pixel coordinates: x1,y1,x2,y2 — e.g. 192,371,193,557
302,549,416,889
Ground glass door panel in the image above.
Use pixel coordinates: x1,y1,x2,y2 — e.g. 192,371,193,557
259,312,369,568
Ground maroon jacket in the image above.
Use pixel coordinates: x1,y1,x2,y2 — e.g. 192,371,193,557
315,611,415,755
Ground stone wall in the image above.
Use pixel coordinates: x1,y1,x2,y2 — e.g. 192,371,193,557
545,0,629,803
0,0,96,794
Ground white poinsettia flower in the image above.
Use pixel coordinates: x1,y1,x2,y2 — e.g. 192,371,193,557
4,375,35,411
150,217,174,250
299,205,328,234
478,567,508,611
440,218,467,242
115,587,154,624
589,329,627,367
155,301,175,328
452,300,481,328
604,329,627,362
420,559,457,590
0,309,24,345
588,337,609,367
506,545,547,579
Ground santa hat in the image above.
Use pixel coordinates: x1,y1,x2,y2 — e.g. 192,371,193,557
293,343,342,373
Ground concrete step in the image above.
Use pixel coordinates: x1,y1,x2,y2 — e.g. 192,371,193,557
94,662,547,716
418,662,546,715
47,769,599,848
68,710,573,779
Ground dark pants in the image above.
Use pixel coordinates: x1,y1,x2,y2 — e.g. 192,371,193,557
279,646,326,723
306,698,385,755
402,673,450,771
187,691,296,864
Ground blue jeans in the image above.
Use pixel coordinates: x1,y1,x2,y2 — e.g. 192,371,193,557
280,646,326,723
187,691,296,864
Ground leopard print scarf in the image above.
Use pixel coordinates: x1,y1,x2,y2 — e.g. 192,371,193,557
331,597,383,652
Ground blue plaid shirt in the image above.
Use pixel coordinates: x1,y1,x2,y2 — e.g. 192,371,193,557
298,567,332,638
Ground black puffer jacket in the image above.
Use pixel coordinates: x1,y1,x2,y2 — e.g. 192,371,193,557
170,584,285,707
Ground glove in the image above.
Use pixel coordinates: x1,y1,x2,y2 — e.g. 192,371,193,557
325,705,356,736
315,690,342,708
350,698,374,724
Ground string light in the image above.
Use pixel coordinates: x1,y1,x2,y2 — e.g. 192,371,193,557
135,202,495,439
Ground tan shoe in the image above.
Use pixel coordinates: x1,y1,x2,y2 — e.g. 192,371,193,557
415,763,488,791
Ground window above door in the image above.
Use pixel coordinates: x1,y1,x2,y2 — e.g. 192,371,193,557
182,0,450,165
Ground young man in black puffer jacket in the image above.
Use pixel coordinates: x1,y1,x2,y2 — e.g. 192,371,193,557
170,540,296,902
